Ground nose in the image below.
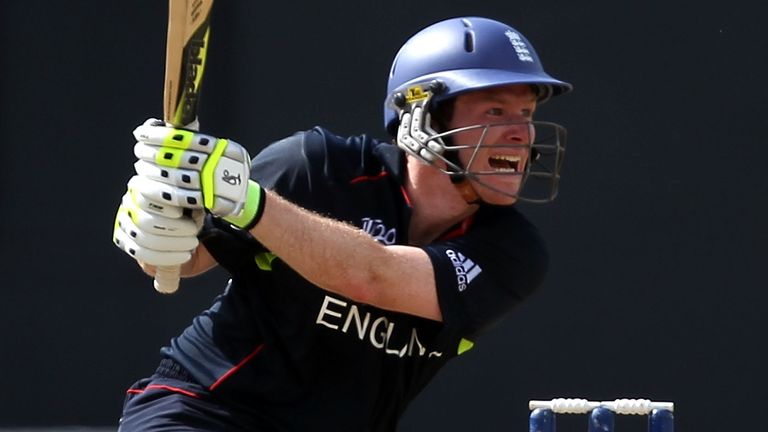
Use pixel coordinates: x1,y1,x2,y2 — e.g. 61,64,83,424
502,122,533,143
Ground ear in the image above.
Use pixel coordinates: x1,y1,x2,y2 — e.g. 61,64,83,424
429,98,456,133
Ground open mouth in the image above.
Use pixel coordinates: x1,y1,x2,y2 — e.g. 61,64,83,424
488,155,522,173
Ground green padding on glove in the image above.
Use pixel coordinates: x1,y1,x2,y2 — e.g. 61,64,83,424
201,138,230,209
223,180,265,230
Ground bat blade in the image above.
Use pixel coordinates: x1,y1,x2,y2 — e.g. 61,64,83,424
155,0,214,294
164,0,213,127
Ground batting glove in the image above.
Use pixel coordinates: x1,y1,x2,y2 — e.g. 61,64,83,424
132,118,265,230
112,176,204,266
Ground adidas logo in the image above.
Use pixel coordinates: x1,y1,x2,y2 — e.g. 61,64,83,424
445,250,482,292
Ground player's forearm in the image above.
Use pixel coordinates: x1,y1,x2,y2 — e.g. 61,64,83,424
250,191,384,299
180,244,218,276
248,190,441,320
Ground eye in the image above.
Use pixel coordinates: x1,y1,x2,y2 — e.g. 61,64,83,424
485,107,535,119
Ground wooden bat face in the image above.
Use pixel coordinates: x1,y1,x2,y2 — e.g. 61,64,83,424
164,0,213,127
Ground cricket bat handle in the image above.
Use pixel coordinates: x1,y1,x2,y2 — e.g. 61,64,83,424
150,118,192,295
151,119,200,294
154,265,181,294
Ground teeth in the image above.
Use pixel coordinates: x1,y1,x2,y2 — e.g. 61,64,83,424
493,155,520,162
489,155,521,172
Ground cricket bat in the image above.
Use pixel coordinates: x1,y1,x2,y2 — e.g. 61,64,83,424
154,0,214,294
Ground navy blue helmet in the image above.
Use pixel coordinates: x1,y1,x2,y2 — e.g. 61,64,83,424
384,17,572,135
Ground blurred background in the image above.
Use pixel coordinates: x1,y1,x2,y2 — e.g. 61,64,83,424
1,0,765,430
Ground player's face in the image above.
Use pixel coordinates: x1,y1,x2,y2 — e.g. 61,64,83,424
446,84,538,205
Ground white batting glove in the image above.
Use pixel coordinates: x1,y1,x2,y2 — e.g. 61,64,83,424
131,119,265,230
112,176,204,266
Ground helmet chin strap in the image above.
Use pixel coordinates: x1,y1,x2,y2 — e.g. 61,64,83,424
445,149,481,204
450,176,481,204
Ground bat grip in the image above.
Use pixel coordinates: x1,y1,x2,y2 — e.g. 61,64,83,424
154,265,181,294
151,119,197,295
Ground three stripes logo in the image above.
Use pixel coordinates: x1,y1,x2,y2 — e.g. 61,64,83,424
445,250,482,292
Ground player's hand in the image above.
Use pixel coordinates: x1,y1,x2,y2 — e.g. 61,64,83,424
131,119,265,230
112,176,203,266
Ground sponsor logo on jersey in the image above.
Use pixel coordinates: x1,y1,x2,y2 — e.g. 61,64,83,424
316,295,443,359
504,30,534,63
445,249,482,292
361,217,397,245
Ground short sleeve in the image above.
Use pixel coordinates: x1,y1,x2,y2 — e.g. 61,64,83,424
422,206,548,340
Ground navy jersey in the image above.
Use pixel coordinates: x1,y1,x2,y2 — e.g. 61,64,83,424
160,127,548,431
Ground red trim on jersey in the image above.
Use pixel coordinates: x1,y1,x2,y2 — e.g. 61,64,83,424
438,215,476,241
400,185,412,207
209,344,266,391
350,171,389,184
146,384,199,398
125,384,199,398
348,170,413,207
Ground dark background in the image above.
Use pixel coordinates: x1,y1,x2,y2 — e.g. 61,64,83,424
1,0,766,430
